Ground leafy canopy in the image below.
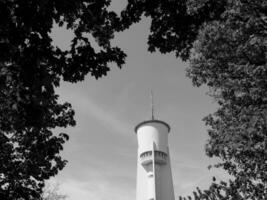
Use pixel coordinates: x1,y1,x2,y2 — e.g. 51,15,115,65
186,0,267,199
118,0,226,60
0,0,125,199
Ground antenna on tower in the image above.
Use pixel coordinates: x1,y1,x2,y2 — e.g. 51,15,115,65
150,90,155,120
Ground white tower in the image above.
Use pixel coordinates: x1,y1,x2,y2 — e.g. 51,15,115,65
135,116,175,200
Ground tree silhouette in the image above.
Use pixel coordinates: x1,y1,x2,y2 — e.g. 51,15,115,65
186,0,267,199
0,0,125,199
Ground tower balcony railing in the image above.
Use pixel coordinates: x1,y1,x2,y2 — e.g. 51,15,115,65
140,150,167,165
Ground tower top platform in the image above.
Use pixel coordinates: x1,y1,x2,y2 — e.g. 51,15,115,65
134,119,171,133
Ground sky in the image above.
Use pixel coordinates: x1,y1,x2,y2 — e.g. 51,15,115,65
48,1,228,199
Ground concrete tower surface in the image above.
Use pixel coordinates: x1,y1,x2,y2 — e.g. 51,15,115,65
135,119,175,200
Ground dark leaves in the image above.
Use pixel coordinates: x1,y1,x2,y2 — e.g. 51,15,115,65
119,0,226,60
0,0,125,199
183,0,267,199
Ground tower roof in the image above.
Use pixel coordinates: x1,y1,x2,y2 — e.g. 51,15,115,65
134,119,171,133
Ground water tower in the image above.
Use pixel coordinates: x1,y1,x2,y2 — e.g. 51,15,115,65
135,93,175,200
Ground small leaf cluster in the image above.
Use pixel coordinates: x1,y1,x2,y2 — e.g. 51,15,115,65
118,0,226,60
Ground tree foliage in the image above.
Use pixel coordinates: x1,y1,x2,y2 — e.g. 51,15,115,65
0,0,125,199
186,0,267,199
118,0,226,60
119,0,267,199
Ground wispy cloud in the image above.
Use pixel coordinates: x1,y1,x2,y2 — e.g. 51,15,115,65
50,165,135,200
57,86,132,137
81,98,131,137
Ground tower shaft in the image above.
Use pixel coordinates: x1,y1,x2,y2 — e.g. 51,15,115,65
135,120,175,200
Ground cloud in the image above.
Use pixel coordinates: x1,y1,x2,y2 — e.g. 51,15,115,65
50,171,135,200
57,86,132,137
81,97,131,137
